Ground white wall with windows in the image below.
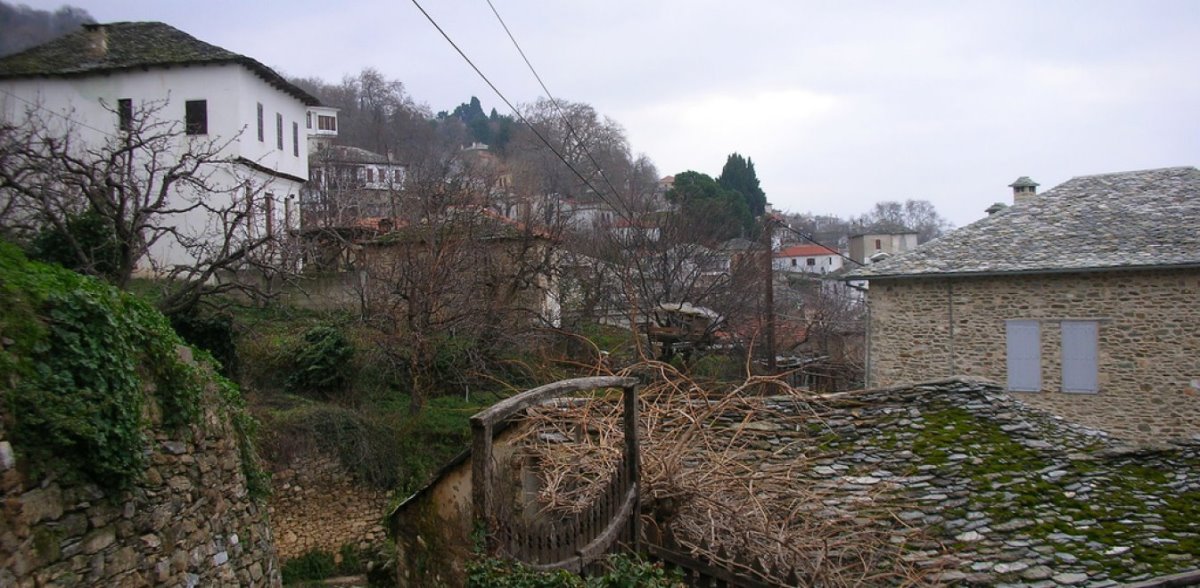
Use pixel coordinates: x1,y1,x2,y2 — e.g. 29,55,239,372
0,63,317,273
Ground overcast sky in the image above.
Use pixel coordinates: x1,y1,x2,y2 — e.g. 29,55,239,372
26,0,1200,227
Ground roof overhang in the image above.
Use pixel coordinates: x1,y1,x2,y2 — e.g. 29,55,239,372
844,262,1200,282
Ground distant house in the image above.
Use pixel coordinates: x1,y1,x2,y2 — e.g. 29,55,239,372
0,21,336,272
302,145,405,227
774,243,843,274
845,167,1200,442
848,230,919,265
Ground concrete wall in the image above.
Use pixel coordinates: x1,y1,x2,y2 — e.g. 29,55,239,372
0,367,282,587
865,268,1200,441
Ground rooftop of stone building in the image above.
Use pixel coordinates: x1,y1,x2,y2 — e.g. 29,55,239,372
846,166,1200,279
518,377,1200,586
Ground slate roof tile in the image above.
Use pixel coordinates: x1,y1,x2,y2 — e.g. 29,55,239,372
0,21,319,106
845,166,1200,279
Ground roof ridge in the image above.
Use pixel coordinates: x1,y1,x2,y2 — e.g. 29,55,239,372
1068,166,1198,180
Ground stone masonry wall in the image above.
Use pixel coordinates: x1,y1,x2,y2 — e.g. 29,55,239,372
867,268,1200,442
0,385,282,587
268,455,390,561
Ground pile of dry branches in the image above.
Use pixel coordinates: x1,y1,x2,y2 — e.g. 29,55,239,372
514,360,947,586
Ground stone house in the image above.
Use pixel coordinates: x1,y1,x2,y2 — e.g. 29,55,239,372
848,229,918,265
846,167,1200,441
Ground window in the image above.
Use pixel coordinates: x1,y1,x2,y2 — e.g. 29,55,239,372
806,258,816,266
276,113,283,149
394,169,402,183
366,167,374,182
1006,320,1041,391
117,98,133,131
318,115,337,131
185,100,207,135
306,111,312,129
874,239,882,250
292,122,299,157
257,103,264,142
790,259,797,267
1061,321,1099,393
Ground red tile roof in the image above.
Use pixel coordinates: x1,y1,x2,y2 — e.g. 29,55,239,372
776,244,839,258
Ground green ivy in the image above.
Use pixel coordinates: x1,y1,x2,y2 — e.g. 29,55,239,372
0,243,202,491
285,325,354,398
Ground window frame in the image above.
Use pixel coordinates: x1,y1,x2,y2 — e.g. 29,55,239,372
276,113,284,150
117,98,133,132
185,99,208,135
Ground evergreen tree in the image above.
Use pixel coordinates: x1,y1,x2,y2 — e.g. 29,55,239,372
717,153,767,217
667,171,754,242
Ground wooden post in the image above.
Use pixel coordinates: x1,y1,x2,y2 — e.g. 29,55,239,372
763,216,777,373
470,418,495,553
623,383,640,551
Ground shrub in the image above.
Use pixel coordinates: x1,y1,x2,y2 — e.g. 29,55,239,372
281,549,336,585
286,326,354,398
27,208,122,281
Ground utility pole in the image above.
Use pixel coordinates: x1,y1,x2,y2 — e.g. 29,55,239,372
763,215,777,373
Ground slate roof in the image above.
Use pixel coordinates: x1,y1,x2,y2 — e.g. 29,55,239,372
0,22,320,106
312,145,393,165
846,166,1200,279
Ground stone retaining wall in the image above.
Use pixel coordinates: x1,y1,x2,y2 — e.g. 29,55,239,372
268,455,390,561
0,386,281,587
865,268,1200,441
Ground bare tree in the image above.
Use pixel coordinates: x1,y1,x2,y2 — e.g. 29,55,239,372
855,199,952,243
355,140,561,413
0,99,297,314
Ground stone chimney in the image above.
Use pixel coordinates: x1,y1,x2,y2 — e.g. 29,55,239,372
985,202,1008,216
1009,176,1039,205
82,24,109,59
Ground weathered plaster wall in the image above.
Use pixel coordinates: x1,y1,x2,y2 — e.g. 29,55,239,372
866,268,1200,441
388,425,528,588
268,455,390,561
0,384,281,587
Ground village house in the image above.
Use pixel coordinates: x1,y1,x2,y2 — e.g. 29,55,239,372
846,166,1200,441
848,229,918,265
0,21,335,273
774,243,843,274
301,144,406,228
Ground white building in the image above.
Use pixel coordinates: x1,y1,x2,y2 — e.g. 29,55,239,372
0,21,337,274
774,244,844,274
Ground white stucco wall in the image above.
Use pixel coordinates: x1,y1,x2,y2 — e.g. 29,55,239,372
0,63,311,273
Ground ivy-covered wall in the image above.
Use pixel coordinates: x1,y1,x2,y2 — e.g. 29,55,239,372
0,244,281,586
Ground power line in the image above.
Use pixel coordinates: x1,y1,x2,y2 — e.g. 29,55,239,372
779,223,865,267
484,0,633,218
0,87,121,139
409,0,625,218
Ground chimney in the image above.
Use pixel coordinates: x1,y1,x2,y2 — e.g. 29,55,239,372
1008,176,1039,205
82,24,109,59
985,202,1008,216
